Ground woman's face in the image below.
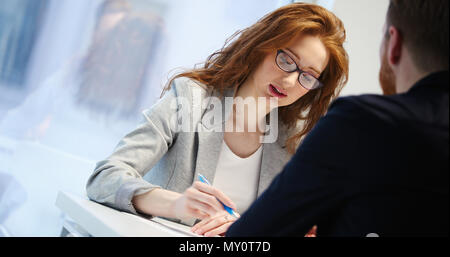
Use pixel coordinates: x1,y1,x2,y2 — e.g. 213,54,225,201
249,35,329,108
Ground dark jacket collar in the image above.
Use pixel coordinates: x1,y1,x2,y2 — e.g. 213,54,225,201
407,70,449,95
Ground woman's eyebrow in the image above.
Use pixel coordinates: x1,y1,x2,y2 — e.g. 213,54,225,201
285,47,321,76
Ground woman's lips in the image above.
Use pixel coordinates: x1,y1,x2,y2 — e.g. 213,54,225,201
268,84,288,98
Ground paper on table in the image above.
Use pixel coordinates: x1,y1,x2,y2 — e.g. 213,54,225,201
120,212,200,237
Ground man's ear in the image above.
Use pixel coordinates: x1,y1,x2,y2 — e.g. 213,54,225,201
387,25,403,66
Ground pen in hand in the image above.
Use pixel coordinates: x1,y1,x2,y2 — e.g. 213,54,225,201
198,174,239,218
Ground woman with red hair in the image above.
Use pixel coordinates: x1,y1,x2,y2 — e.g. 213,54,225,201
86,2,348,237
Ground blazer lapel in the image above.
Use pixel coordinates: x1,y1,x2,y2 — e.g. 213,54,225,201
257,141,290,196
194,129,223,184
257,115,292,197
193,88,234,184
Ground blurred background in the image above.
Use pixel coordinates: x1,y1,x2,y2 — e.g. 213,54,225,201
0,0,388,236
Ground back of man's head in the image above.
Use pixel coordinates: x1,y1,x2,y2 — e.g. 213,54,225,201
386,0,449,73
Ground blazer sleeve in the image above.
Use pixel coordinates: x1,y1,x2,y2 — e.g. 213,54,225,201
85,80,182,215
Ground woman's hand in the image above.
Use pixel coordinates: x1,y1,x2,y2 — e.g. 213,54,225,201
171,181,237,221
191,210,240,237
305,226,317,237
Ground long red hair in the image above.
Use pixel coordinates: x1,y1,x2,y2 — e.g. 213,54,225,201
163,3,349,154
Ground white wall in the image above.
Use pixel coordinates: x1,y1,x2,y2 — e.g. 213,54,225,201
157,0,288,97
26,0,101,92
332,0,390,96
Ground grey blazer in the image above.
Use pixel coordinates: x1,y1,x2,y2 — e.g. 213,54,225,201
86,77,292,224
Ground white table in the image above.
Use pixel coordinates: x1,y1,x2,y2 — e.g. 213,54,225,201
55,191,200,237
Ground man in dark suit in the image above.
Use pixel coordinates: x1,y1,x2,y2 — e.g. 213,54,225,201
227,0,448,237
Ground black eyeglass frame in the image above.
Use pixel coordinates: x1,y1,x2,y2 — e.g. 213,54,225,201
275,49,323,90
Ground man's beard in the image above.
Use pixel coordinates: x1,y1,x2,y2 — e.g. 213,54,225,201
379,50,397,95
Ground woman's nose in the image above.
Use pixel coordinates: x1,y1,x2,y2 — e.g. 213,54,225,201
283,71,299,88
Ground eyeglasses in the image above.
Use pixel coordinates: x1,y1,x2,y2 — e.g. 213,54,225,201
275,49,323,90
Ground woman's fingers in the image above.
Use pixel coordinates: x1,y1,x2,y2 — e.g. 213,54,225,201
186,197,216,216
191,215,214,232
191,211,236,236
194,217,225,235
191,213,220,233
204,222,233,237
305,225,317,237
193,181,237,210
178,182,238,221
185,186,224,212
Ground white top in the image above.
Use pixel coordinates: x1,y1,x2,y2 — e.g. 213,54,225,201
212,141,263,214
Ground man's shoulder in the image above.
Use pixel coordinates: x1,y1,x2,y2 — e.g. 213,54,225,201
330,93,395,113
327,93,412,125
298,94,392,154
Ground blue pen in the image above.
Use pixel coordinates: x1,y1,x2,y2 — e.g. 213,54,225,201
198,174,239,218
